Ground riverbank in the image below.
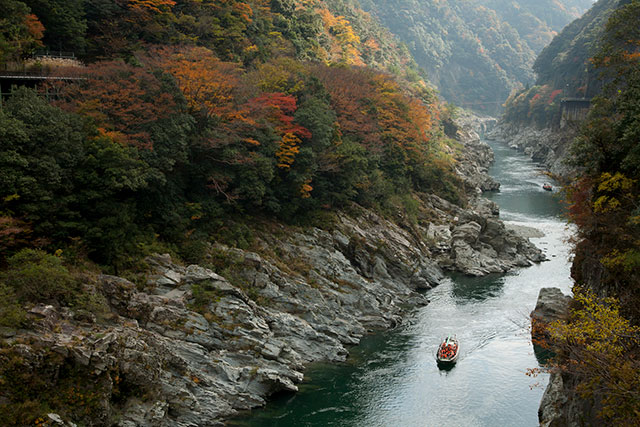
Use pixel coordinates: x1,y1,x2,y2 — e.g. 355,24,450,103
0,116,550,426
485,121,579,179
234,136,575,426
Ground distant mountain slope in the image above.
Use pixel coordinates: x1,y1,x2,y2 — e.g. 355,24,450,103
360,0,593,113
502,0,621,127
534,0,621,95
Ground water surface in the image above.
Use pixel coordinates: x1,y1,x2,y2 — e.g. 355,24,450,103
232,140,573,427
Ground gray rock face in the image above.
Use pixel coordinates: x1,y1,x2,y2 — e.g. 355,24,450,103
531,287,571,351
531,287,571,327
539,371,569,427
0,114,550,426
532,288,595,427
485,122,579,178
427,195,545,276
454,114,501,193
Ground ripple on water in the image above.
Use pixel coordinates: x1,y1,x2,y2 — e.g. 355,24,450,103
233,141,574,427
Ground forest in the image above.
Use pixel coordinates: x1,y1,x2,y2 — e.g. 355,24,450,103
1,0,465,273
1,0,639,424
359,0,593,113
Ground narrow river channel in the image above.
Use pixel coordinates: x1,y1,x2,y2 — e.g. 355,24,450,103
232,140,574,427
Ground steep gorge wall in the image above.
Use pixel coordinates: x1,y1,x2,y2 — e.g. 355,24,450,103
0,119,547,426
485,121,580,178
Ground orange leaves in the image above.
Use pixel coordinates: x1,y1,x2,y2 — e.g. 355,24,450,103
57,60,176,150
276,132,301,169
314,65,437,160
24,14,45,42
232,2,254,23
153,46,241,120
300,179,313,198
249,92,311,168
127,0,176,14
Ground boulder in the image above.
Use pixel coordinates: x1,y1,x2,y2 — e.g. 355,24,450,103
531,287,571,345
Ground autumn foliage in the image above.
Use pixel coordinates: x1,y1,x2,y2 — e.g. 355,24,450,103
56,60,176,150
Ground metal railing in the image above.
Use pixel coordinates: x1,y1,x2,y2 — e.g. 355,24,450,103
34,50,76,59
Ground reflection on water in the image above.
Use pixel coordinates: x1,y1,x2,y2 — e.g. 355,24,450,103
449,272,507,303
233,140,574,427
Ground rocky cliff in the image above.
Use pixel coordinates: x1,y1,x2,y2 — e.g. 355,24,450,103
531,288,601,427
0,118,546,426
485,121,579,178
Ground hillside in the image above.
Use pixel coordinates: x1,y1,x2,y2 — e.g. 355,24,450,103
502,0,621,128
360,0,593,113
1,0,468,269
498,0,640,424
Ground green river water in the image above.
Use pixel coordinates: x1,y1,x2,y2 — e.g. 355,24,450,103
232,140,573,427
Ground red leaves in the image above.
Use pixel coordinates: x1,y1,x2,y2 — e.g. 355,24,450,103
249,93,311,168
549,89,563,104
57,60,176,150
313,65,437,159
249,93,311,139
24,14,45,42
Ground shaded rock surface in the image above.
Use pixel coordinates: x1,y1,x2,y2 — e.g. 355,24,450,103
486,122,578,178
0,115,548,426
531,287,571,327
532,288,600,427
454,113,501,193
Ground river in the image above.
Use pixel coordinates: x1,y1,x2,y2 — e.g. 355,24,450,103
231,140,574,427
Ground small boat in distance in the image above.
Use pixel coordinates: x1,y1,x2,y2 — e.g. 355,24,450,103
542,183,553,191
437,335,459,367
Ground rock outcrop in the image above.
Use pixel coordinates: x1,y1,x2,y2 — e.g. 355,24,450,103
0,115,548,426
426,195,545,276
454,113,501,193
531,287,572,342
530,288,599,427
485,122,578,178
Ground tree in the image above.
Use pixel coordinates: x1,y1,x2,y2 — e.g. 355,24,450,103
0,0,44,61
23,0,87,53
547,289,640,423
57,60,176,150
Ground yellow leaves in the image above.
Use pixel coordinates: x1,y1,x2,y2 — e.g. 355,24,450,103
597,172,635,192
244,138,261,146
601,249,640,273
244,44,259,54
593,172,636,213
248,58,306,94
276,132,301,169
127,0,176,14
549,288,639,358
593,195,620,213
546,288,640,422
318,8,364,65
300,179,313,198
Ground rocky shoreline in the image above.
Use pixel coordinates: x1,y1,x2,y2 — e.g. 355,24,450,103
485,121,579,178
0,117,548,426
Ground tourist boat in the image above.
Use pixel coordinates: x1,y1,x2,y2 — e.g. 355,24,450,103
436,335,459,366
542,183,553,191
